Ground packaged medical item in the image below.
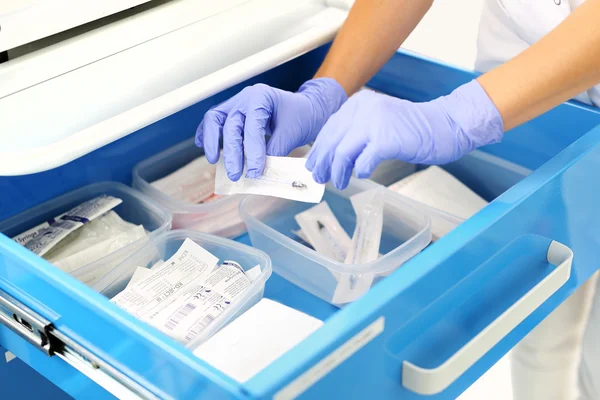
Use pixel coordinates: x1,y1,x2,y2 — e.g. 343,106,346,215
44,211,140,263
53,225,147,278
388,166,488,240
215,155,325,203
345,189,385,265
294,202,351,263
150,155,222,204
21,196,122,257
389,166,488,221
193,298,323,382
111,238,252,345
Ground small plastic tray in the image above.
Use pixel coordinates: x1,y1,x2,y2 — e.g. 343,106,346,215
132,138,310,238
240,178,431,305
92,229,272,348
0,182,172,283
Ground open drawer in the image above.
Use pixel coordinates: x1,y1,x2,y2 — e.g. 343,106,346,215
2,49,600,400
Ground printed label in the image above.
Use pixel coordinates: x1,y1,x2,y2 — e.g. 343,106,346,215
23,196,122,256
111,238,251,344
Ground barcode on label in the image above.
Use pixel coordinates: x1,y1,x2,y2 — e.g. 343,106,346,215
184,315,215,342
165,303,197,330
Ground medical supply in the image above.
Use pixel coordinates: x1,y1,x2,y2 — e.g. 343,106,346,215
193,298,323,382
389,166,488,220
345,189,384,265
241,178,430,305
134,140,311,238
111,238,254,345
291,229,313,248
54,224,147,279
215,155,325,203
294,202,351,263
13,212,66,246
305,81,504,190
197,78,347,181
150,154,222,204
20,196,123,257
44,211,141,263
388,166,488,240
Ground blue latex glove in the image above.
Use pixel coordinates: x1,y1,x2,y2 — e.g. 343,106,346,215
196,78,347,181
306,80,504,190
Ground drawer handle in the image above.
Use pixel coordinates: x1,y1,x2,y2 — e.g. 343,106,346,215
402,240,573,395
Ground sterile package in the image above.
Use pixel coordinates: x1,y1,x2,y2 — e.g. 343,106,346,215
294,202,351,263
291,190,385,305
345,188,385,265
14,201,149,284
215,156,325,203
193,298,323,382
388,166,488,239
150,155,223,204
16,196,122,257
111,238,255,345
45,211,141,263
54,224,147,280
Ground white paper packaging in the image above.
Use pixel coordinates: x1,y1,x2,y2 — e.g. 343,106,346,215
388,166,488,239
215,156,325,203
345,188,385,265
294,202,351,263
111,238,251,345
193,298,323,382
22,196,122,257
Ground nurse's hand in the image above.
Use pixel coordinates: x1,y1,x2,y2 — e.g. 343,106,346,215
196,78,347,181
306,80,505,190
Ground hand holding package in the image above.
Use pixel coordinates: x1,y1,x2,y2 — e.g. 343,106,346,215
196,78,347,181
306,80,504,189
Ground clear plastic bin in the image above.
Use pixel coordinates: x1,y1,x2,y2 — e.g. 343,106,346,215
240,178,431,305
0,182,172,283
374,150,532,240
92,229,272,348
132,138,310,238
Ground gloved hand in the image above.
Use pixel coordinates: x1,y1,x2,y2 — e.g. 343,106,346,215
196,78,347,181
305,80,504,190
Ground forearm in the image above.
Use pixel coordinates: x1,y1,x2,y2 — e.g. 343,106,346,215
314,0,433,96
478,0,600,131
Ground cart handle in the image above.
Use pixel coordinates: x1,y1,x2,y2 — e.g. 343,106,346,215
402,240,573,395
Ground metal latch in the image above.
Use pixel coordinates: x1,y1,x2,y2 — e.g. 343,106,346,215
0,288,159,400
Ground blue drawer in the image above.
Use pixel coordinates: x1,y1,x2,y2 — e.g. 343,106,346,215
1,47,600,400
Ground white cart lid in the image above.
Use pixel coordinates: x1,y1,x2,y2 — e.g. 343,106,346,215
0,0,153,52
0,0,351,176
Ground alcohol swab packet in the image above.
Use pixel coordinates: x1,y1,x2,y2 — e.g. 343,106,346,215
215,156,325,203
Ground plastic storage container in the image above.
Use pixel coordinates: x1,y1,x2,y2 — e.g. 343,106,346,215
240,178,431,305
92,229,272,348
376,151,532,240
132,138,310,238
0,182,172,284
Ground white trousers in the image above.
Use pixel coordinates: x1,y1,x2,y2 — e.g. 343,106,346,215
511,273,599,400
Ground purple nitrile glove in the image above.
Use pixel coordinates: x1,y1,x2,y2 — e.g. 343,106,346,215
195,78,347,181
305,80,504,190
